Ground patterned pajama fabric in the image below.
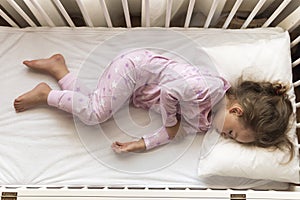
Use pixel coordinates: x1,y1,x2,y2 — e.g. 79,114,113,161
47,49,230,148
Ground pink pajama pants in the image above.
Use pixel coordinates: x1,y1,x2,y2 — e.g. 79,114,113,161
47,54,137,125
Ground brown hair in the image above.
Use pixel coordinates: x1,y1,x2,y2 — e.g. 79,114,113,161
226,79,294,161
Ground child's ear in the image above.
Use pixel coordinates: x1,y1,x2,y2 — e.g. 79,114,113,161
229,104,243,116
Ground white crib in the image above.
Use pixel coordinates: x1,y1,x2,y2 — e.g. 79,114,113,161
0,0,300,199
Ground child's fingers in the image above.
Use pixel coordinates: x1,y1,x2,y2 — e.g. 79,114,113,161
111,141,127,153
111,145,122,153
115,141,126,146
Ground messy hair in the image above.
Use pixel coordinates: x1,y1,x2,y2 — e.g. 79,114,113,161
226,79,294,161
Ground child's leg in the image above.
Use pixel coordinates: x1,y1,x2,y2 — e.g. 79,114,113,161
14,54,91,116
15,53,137,126
23,54,90,95
50,53,138,125
14,82,112,125
23,54,91,94
23,54,69,82
47,89,110,125
14,82,51,112
45,65,136,125
57,72,91,96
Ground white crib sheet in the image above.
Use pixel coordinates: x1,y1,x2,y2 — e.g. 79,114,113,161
0,27,292,189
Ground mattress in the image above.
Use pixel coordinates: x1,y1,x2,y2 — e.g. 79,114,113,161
0,26,293,189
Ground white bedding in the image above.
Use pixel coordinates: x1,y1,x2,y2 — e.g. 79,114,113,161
0,27,294,189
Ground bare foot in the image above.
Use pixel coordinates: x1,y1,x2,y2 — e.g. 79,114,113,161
23,54,69,81
14,82,52,112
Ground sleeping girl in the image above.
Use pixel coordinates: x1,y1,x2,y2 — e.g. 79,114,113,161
14,49,293,157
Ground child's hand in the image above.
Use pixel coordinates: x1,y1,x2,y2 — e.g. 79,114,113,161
111,139,146,153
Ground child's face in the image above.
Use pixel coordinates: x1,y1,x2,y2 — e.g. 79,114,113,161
220,104,255,143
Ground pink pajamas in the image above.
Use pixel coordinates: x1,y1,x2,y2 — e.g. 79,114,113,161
47,49,230,148
48,51,138,125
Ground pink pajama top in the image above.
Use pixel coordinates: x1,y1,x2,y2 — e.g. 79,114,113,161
126,50,230,134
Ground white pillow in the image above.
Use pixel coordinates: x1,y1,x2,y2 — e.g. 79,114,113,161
198,30,300,183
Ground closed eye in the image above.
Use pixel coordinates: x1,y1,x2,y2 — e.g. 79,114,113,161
228,130,234,138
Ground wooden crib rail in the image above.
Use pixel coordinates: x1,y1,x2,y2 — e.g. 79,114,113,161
293,57,300,147
0,0,298,29
0,185,300,200
0,1,298,68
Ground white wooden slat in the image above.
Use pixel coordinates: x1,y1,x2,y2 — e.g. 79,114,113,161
0,8,19,27
297,123,300,129
76,0,94,27
296,102,300,108
204,0,220,28
184,0,195,28
7,0,36,27
292,58,300,68
30,0,55,27
121,0,131,28
23,0,44,26
293,80,300,87
262,0,291,27
99,0,112,28
143,0,150,27
277,5,300,32
165,0,173,28
52,0,75,27
291,35,300,48
241,0,267,29
222,0,244,29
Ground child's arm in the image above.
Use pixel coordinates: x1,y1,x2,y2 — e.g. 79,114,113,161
111,139,146,153
112,87,181,153
111,120,180,153
165,121,180,139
